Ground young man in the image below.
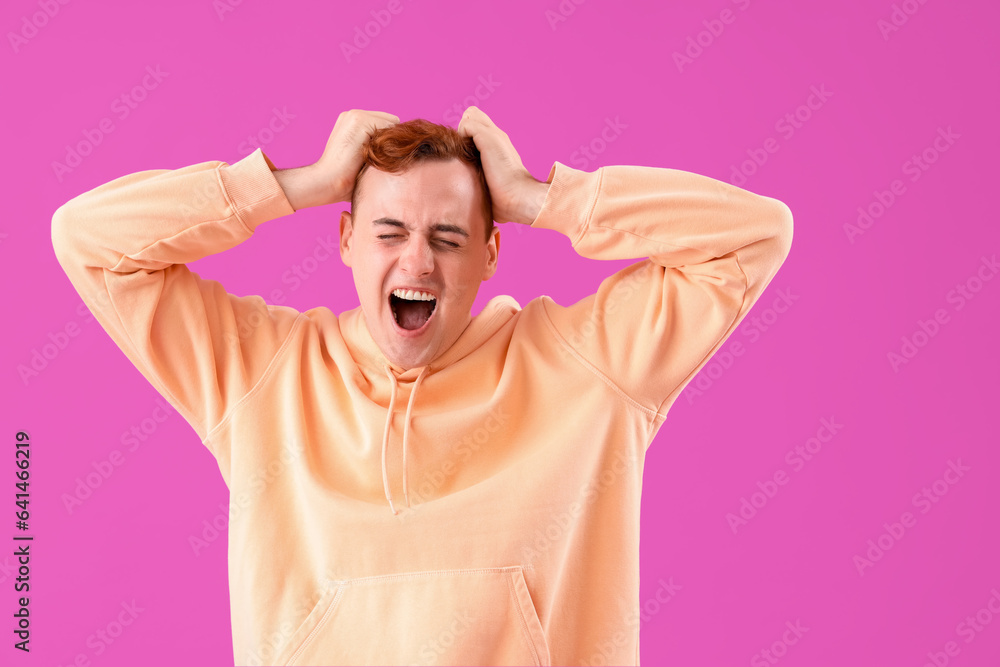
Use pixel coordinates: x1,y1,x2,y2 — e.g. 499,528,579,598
52,107,793,666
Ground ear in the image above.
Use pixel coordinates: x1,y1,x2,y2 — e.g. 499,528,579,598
482,227,500,281
339,210,354,268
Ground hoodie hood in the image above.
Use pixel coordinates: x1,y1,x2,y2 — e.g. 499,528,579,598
338,294,521,514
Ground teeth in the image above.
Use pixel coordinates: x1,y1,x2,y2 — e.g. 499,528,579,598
392,289,436,301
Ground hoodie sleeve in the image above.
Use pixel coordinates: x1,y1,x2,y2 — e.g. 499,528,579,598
50,148,299,455
529,160,793,420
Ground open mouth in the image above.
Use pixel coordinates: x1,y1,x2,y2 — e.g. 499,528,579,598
389,292,437,331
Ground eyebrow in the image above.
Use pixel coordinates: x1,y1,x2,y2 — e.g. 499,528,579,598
371,217,470,239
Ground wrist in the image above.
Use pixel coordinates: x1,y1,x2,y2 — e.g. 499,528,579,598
519,179,550,225
274,164,331,210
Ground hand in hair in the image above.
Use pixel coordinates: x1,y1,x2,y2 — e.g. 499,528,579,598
274,109,399,210
457,107,548,225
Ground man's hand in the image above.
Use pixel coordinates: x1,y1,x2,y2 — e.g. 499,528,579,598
458,107,549,225
275,109,399,210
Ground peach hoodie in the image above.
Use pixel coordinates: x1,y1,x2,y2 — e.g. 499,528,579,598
52,147,792,666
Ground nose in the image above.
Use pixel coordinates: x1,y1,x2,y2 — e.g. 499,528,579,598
397,236,434,277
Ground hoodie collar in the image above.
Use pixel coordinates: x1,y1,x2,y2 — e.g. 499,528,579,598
340,295,521,514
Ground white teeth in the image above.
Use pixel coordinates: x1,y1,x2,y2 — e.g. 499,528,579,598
392,289,436,301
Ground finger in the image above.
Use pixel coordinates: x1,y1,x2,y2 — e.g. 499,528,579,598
366,111,400,123
360,116,400,139
467,106,495,126
344,111,398,132
457,113,472,137
361,115,399,130
458,106,488,137
355,109,399,121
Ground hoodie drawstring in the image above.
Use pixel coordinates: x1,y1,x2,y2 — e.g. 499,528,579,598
380,364,429,515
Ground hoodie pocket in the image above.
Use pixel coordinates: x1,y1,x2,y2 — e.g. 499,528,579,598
281,565,550,666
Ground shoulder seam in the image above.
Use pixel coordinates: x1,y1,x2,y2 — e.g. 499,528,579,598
655,252,751,415
203,312,306,446
536,296,664,422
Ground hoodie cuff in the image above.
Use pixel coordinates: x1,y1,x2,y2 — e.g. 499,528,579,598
529,161,602,247
219,148,296,232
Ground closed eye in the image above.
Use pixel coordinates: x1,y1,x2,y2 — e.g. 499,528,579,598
377,234,460,248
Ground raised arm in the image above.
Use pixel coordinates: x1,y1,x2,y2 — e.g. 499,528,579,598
50,110,399,460
275,109,400,210
460,107,793,426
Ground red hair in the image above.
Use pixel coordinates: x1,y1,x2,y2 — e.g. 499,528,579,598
351,118,495,242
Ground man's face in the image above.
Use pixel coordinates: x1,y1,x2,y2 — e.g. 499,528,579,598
339,158,499,371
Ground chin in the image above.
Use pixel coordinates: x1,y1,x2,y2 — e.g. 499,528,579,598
378,329,435,364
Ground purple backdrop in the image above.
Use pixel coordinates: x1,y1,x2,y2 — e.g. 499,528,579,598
3,0,999,665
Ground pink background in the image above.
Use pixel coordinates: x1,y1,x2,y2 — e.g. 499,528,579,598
3,0,998,665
